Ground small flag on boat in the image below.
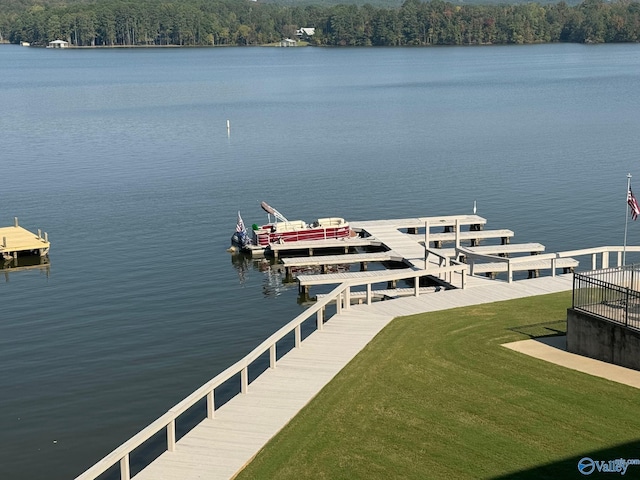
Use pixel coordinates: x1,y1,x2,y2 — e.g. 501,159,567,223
236,211,247,233
628,188,640,221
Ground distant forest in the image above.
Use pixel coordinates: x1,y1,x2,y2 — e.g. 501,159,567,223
1,0,639,47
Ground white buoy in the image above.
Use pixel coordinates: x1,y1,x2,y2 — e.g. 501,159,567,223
227,120,230,131
473,200,477,214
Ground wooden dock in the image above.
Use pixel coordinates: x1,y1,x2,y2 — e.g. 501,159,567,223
437,242,546,258
0,218,50,260
260,215,576,296
266,237,378,258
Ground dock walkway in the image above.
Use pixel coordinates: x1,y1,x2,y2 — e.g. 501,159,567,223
129,275,574,480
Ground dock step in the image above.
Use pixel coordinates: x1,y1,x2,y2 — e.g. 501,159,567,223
281,252,404,268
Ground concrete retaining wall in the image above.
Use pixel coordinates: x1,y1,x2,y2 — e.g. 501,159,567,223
567,308,640,371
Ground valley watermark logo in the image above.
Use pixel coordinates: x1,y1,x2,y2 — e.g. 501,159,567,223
578,457,640,476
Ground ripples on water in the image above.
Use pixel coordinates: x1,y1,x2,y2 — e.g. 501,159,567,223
1,43,640,479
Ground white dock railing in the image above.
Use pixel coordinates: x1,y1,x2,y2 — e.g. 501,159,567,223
457,245,640,283
75,245,639,480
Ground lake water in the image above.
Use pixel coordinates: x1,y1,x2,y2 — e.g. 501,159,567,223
2,43,640,480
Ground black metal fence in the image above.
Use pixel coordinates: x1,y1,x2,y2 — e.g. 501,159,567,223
573,264,640,330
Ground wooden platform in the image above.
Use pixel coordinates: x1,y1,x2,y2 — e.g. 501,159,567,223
426,228,514,246
350,214,486,231
280,252,404,277
0,219,50,260
436,242,546,258
470,257,579,275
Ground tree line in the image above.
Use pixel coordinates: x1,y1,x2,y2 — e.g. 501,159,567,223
1,0,639,47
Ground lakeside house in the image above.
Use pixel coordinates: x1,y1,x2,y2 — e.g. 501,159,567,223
296,27,315,38
47,39,69,48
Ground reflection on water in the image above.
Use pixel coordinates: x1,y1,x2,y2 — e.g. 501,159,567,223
0,255,50,281
230,253,295,297
230,253,354,299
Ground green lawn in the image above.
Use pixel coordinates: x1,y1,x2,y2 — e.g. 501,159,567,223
236,292,640,480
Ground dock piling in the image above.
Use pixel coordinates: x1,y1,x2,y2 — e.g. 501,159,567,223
14,217,18,228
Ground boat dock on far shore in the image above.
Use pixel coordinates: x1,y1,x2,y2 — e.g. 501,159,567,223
0,217,50,261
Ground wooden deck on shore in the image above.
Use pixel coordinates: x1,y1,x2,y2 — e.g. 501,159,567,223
128,275,575,480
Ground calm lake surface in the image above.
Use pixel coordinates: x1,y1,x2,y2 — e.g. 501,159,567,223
2,43,640,480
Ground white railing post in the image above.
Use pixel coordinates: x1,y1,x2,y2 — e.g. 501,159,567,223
345,286,351,310
270,343,276,367
337,293,342,314
316,308,324,331
120,454,131,480
618,251,623,267
167,419,176,452
455,219,460,249
295,325,301,348
414,276,419,296
602,251,609,269
241,366,248,394
507,262,513,283
552,257,557,277
591,253,597,270
366,283,372,305
207,390,215,419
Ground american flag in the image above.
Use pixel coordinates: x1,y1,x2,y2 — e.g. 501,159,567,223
629,189,640,221
236,211,246,233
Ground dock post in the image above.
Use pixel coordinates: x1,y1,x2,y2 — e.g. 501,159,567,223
424,221,430,269
37,229,41,239
44,232,48,242
2,237,5,247
455,219,461,249
14,217,18,227
317,308,324,330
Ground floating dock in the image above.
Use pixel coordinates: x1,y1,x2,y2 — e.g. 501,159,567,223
0,217,50,261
